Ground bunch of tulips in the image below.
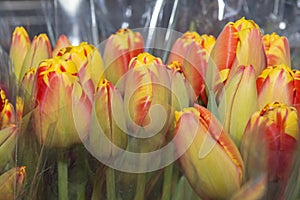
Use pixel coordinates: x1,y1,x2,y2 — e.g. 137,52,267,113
0,17,300,200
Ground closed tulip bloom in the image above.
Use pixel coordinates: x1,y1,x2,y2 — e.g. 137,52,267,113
218,65,259,147
256,64,300,112
0,166,26,200
168,32,215,104
33,57,92,148
241,102,299,199
263,33,291,67
174,104,244,199
20,33,52,81
210,17,266,83
124,52,171,152
9,27,31,81
103,28,144,87
90,79,127,159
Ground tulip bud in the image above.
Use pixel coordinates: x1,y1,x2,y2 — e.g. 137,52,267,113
174,104,244,199
263,33,291,67
88,79,127,159
168,32,215,104
257,64,295,110
218,65,259,147
20,33,52,81
103,28,144,87
0,166,26,200
210,17,266,83
33,57,92,148
9,27,30,81
52,34,71,56
124,52,171,152
0,89,15,128
241,102,299,199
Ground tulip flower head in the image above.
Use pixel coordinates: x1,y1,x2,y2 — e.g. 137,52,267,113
174,104,244,199
257,64,300,112
263,33,291,67
9,27,31,81
33,57,92,148
0,166,26,200
88,79,127,160
210,17,266,84
124,52,172,152
168,32,216,104
241,102,299,199
103,28,144,87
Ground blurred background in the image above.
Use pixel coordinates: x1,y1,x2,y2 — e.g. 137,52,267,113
0,0,300,67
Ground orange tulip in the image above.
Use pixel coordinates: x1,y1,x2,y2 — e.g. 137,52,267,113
241,102,299,199
263,33,291,67
103,28,144,88
52,34,71,56
168,32,215,104
174,104,244,199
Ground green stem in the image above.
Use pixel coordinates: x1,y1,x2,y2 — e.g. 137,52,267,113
76,184,85,200
106,167,116,200
134,173,146,200
57,150,68,200
161,164,174,200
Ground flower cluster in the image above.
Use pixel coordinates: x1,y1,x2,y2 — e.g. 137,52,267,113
1,17,300,199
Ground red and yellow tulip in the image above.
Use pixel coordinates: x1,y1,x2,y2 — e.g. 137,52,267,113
174,104,244,199
168,32,215,104
210,17,266,83
257,64,300,113
9,27,31,81
218,65,259,147
89,79,127,159
33,57,92,148
124,52,171,152
0,166,26,200
103,28,144,88
58,42,105,98
241,102,299,199
263,33,291,67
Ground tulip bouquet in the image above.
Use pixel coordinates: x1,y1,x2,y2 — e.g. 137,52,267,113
0,17,300,200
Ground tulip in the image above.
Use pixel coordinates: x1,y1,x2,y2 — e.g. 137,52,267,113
103,28,144,88
33,57,92,148
168,32,216,104
210,17,266,84
19,33,52,81
218,65,259,147
263,32,291,67
58,42,105,97
52,34,71,56
9,27,31,81
294,70,300,112
89,79,127,159
0,166,26,200
256,64,296,109
124,52,171,152
174,104,244,199
240,102,299,199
